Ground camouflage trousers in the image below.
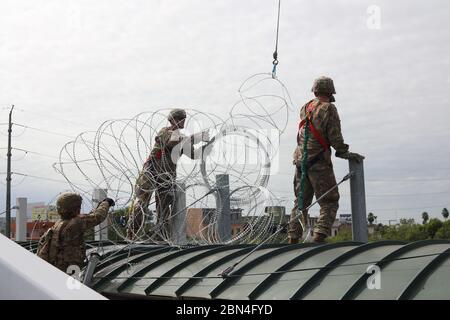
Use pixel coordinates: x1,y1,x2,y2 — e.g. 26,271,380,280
127,164,175,240
289,159,340,239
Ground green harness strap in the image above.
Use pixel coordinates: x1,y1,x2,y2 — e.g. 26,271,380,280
297,116,310,217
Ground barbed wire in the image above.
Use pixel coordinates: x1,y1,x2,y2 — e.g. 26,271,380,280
49,73,293,249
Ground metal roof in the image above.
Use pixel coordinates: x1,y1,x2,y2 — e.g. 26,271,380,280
19,240,450,300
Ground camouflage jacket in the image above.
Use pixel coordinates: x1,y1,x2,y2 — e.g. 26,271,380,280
47,201,109,272
147,127,195,178
296,98,349,164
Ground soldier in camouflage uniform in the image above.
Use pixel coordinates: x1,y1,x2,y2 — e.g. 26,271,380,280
289,77,364,243
37,192,115,272
127,108,209,240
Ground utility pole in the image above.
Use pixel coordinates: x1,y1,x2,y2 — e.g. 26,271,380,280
5,105,14,239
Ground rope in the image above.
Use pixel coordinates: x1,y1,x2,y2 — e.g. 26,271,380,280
296,111,310,239
298,119,309,214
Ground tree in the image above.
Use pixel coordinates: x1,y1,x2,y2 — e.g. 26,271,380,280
400,218,415,225
367,212,377,225
435,220,450,239
107,207,129,241
326,228,352,243
442,208,449,220
378,219,427,242
425,218,443,239
422,212,429,224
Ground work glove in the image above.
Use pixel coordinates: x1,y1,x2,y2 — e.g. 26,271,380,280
192,130,210,143
337,151,365,163
103,198,116,207
201,130,210,142
348,152,365,162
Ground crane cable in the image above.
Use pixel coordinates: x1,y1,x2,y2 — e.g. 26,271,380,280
272,0,281,78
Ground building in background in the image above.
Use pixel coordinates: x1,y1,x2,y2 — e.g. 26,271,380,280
339,214,352,223
264,206,287,224
10,221,56,241
186,208,244,239
0,218,5,235
31,204,58,222
331,214,354,237
26,202,45,221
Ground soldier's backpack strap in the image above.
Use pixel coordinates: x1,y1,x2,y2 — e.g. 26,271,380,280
297,101,329,152
51,220,70,267
36,228,54,262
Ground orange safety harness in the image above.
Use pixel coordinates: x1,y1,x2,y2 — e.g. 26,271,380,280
297,101,329,151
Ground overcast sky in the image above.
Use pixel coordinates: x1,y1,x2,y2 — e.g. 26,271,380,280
1,0,450,223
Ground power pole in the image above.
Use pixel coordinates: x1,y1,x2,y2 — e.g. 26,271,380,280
5,105,14,239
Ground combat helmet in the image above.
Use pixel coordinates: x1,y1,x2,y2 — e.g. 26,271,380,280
311,76,336,102
168,108,187,122
56,192,83,218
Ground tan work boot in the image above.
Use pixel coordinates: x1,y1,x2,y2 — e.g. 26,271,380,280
288,237,299,244
312,232,327,243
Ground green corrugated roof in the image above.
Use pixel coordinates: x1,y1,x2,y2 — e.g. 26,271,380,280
20,240,450,300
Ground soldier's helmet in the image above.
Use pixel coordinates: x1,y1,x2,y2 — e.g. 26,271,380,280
168,108,187,122
311,76,336,101
56,192,83,218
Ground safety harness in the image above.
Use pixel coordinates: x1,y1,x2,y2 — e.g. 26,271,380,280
297,101,329,152
296,100,329,217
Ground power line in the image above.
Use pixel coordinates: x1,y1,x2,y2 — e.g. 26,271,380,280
13,106,88,127
0,147,99,167
0,206,19,216
13,123,76,139
12,147,71,162
11,172,91,188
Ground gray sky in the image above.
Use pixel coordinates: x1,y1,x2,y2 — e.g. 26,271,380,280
1,0,450,223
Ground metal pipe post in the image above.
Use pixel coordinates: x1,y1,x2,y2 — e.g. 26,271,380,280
82,252,101,286
216,174,231,242
93,189,108,241
15,198,27,241
349,159,368,242
172,183,187,245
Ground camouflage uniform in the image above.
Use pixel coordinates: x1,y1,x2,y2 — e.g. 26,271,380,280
127,112,197,240
38,194,110,272
289,78,349,239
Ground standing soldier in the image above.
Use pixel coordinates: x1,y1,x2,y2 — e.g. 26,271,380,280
127,108,209,240
37,192,115,272
289,77,364,244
